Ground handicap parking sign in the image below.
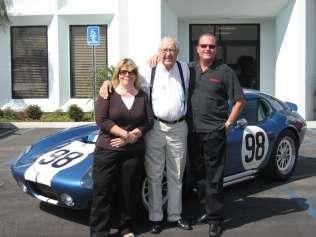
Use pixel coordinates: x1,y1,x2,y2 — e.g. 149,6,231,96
87,26,100,46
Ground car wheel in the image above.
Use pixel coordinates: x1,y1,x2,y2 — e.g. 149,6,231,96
142,171,168,210
264,130,298,181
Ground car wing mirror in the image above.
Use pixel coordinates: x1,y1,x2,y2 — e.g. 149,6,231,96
236,118,248,128
81,134,98,143
285,102,298,112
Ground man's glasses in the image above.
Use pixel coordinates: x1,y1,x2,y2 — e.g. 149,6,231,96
160,48,177,54
119,70,136,76
199,44,216,49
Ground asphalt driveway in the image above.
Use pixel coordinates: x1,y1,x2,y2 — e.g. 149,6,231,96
0,128,316,237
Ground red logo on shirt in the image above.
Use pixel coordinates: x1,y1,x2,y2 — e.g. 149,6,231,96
209,78,221,84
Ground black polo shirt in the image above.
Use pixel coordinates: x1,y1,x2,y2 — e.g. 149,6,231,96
188,60,244,133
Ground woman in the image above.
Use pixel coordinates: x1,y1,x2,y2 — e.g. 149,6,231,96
90,58,153,237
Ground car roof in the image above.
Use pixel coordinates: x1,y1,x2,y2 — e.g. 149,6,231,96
243,88,260,100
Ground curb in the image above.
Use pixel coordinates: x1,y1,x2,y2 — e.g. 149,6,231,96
307,121,316,129
0,122,95,129
1,121,316,129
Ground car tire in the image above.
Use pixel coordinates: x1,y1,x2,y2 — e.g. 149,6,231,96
142,172,168,210
264,130,298,181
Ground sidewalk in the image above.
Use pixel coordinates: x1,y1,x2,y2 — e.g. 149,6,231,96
1,121,315,139
0,122,94,139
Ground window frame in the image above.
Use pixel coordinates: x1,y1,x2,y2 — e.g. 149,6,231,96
69,25,108,98
11,25,49,99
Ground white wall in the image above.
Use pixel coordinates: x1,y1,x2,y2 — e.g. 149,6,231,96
1,0,168,112
161,0,178,39
260,20,275,95
1,0,119,112
306,0,316,119
0,27,12,108
276,0,308,118
127,0,162,65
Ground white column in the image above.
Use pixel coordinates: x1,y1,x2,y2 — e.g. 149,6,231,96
161,0,178,39
0,26,11,108
127,0,162,65
275,0,308,118
47,14,60,111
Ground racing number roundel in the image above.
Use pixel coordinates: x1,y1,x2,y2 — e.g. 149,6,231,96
24,141,95,187
241,126,269,170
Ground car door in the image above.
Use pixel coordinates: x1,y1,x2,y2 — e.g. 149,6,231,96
225,96,277,176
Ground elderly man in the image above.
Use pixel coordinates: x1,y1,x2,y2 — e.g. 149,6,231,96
99,37,192,234
147,33,245,237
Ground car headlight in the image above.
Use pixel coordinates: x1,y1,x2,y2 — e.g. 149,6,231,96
60,193,75,207
80,167,93,189
17,180,28,193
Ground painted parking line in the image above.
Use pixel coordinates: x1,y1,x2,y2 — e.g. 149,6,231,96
279,185,316,220
0,128,35,145
1,128,35,166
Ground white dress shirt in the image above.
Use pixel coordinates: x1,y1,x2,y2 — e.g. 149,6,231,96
140,61,190,121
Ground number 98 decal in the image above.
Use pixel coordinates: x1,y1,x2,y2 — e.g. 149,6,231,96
24,141,95,186
33,141,94,172
241,126,269,170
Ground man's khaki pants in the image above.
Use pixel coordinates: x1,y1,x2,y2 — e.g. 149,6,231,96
145,119,188,222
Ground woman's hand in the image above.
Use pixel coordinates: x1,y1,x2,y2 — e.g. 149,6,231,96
110,137,127,148
130,128,142,139
126,132,138,144
99,80,113,99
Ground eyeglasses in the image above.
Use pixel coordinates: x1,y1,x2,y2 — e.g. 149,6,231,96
160,48,177,54
119,70,136,76
199,44,216,49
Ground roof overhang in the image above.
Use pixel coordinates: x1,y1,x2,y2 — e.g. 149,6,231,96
166,0,292,19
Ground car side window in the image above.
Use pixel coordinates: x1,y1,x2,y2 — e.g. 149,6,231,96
237,99,258,124
260,93,286,111
258,99,272,121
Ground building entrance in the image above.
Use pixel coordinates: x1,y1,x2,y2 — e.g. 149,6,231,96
190,24,260,89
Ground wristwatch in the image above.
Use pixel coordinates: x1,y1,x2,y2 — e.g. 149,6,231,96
225,121,232,127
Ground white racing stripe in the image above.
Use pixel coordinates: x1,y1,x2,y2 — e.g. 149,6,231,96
24,141,95,186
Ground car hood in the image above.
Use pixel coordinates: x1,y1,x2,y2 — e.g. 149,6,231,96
12,124,99,187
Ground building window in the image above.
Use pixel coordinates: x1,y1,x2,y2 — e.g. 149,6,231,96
190,24,260,89
11,26,48,98
70,25,107,98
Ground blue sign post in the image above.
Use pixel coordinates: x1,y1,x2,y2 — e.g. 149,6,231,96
87,26,100,117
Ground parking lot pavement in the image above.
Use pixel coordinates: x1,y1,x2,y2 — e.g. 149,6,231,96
0,128,17,139
0,128,316,237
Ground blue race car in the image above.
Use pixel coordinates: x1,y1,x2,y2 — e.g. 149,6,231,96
11,90,307,209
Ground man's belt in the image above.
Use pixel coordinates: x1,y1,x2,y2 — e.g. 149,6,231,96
154,116,185,124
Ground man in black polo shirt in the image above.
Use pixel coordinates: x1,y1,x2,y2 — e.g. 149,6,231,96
188,33,245,237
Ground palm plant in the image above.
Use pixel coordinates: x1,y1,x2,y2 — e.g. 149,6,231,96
0,0,10,29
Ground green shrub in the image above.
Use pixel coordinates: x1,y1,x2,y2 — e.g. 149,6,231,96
0,109,3,117
25,105,43,120
41,112,72,122
3,107,18,119
82,112,94,121
67,104,84,122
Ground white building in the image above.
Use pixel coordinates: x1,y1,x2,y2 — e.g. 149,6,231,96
0,0,315,119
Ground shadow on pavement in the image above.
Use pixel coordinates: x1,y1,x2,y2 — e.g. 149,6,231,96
0,123,18,139
39,155,316,234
